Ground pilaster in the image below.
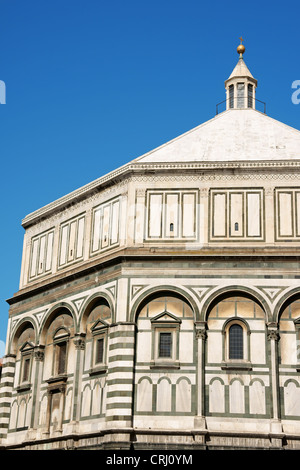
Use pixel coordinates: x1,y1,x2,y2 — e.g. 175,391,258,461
267,322,284,447
104,322,135,448
0,354,16,441
194,321,207,432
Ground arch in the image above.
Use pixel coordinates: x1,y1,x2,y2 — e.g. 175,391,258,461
130,285,198,323
9,318,37,355
274,288,300,323
209,376,225,386
283,378,300,388
202,286,270,322
249,377,265,387
157,376,172,385
39,302,76,345
79,292,114,333
176,376,192,385
222,316,250,332
229,377,244,386
137,376,153,385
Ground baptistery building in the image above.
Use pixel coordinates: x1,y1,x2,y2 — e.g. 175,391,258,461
1,42,300,450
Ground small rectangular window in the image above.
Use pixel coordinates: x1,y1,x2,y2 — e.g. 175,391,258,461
248,84,253,108
229,85,234,108
159,332,172,358
57,342,67,375
95,338,104,364
22,357,31,382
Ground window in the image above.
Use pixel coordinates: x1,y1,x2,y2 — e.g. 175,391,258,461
53,328,69,377
237,83,245,108
248,84,253,108
150,312,181,368
229,324,244,359
222,319,252,370
95,337,104,364
89,319,109,374
17,341,35,391
159,332,172,358
229,85,234,108
57,341,67,375
22,357,31,382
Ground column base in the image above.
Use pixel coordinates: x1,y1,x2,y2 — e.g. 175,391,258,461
194,416,207,430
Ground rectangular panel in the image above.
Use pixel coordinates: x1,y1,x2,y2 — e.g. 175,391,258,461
165,193,179,237
59,224,69,266
247,192,261,237
278,192,293,236
230,192,243,236
101,204,111,248
37,235,46,274
45,231,54,272
111,200,120,245
212,193,226,237
182,193,195,237
76,217,85,258
30,238,39,278
67,220,77,262
148,193,162,238
92,208,101,252
296,192,300,237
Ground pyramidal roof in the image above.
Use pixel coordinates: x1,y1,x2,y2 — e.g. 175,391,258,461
132,108,300,163
227,57,254,80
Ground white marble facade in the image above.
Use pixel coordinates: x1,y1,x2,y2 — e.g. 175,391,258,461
1,45,300,450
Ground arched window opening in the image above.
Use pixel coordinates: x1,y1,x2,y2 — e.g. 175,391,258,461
229,324,244,359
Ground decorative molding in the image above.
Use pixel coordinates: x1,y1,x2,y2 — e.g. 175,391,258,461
267,330,280,341
72,296,88,315
73,335,85,350
255,286,287,302
33,310,48,326
131,284,149,299
186,286,215,301
34,347,45,362
267,323,280,341
105,284,117,300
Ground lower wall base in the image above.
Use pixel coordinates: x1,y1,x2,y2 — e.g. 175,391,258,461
2,427,300,450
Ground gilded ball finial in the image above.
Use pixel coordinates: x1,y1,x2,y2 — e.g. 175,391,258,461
237,36,245,56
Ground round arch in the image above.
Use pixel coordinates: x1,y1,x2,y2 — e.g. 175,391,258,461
9,317,38,355
201,286,271,322
273,288,300,323
129,285,199,323
39,302,76,345
78,292,115,334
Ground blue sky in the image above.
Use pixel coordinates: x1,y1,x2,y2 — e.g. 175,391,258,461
0,0,299,354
